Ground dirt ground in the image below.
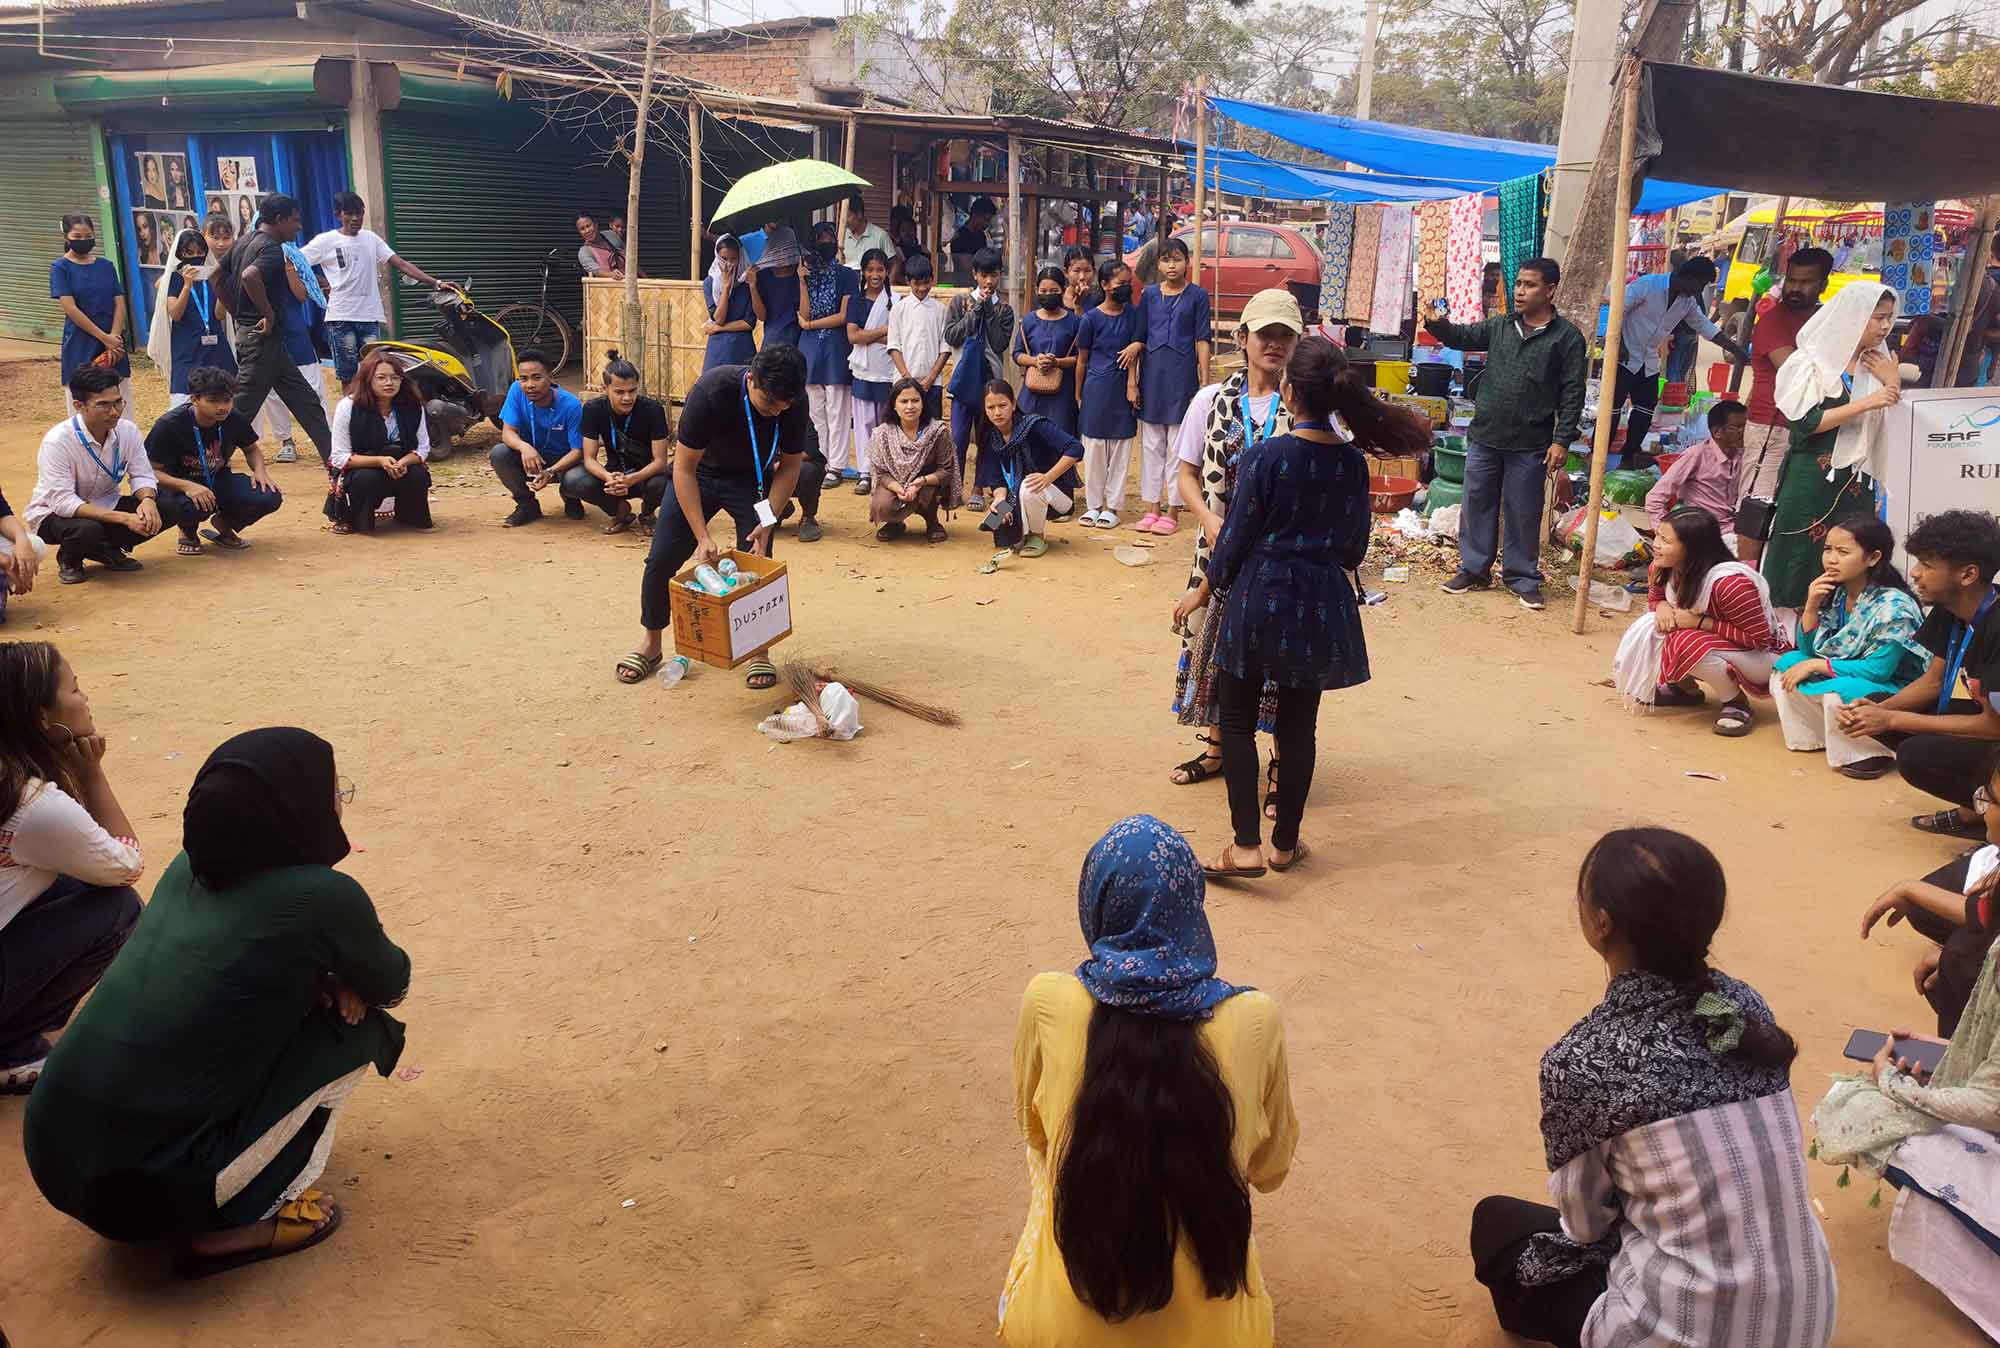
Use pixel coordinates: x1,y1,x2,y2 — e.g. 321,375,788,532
0,358,1986,1347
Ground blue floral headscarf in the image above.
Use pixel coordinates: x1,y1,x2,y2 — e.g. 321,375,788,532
1074,815,1246,1020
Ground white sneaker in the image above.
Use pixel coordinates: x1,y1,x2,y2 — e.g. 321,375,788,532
274,441,298,464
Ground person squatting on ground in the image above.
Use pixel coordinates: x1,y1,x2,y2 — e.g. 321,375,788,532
327,352,435,535
566,353,672,536
27,366,165,586
488,348,586,528
973,379,1082,568
144,367,283,556
867,377,959,545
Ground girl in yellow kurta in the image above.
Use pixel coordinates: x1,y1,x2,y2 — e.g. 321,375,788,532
1000,814,1299,1347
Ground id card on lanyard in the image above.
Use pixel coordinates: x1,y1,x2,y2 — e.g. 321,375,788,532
191,420,217,488
190,280,220,346
1941,589,1998,714
73,416,123,486
743,381,780,529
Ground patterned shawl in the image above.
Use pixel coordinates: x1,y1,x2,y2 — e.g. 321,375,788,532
1073,814,1245,1020
1445,192,1485,320
1184,369,1293,595
1371,204,1415,334
1414,199,1451,306
1320,204,1356,322
1815,583,1927,664
1498,172,1548,297
1345,205,1382,326
867,417,961,508
804,252,841,320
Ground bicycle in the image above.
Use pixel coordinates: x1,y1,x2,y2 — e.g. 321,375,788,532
490,247,576,372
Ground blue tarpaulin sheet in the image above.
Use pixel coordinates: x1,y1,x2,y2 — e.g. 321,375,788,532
1207,95,1722,213
1186,146,1466,203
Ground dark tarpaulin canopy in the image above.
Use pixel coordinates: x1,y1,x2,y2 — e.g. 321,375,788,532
1638,61,2000,201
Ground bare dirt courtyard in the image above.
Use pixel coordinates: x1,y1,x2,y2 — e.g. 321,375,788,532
0,359,1985,1346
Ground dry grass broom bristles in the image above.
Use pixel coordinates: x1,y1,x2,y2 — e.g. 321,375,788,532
776,656,962,727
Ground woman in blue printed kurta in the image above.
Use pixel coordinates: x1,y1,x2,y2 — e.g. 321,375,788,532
1172,338,1430,879
1014,268,1081,438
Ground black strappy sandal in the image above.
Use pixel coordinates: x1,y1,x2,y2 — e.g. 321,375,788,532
1263,758,1281,821
1170,734,1222,786
1913,809,1985,841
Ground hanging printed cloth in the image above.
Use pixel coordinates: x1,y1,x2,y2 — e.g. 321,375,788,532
1445,192,1485,320
1498,171,1548,300
1345,205,1382,327
1319,203,1356,322
1414,199,1451,306
1371,204,1414,335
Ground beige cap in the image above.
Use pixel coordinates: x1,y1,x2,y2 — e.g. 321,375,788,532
1239,288,1303,334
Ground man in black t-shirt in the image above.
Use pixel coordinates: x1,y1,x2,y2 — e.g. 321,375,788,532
618,346,810,689
1836,510,2000,836
564,360,671,535
218,194,332,463
144,366,283,554
948,196,995,283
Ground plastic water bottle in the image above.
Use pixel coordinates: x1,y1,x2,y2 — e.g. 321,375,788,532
717,558,739,579
658,655,691,687
692,564,730,596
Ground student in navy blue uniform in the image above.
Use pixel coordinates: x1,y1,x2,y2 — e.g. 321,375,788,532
488,348,587,527
49,215,131,409
149,227,235,406
1130,237,1213,537
701,233,759,372
972,379,1082,566
1172,337,1429,880
144,367,283,556
800,220,859,489
1074,259,1142,530
754,221,803,351
1013,267,1082,440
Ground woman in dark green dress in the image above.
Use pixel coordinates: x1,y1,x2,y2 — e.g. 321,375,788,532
24,727,410,1277
1763,283,1901,609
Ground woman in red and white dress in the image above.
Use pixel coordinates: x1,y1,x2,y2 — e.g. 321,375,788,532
1614,506,1789,736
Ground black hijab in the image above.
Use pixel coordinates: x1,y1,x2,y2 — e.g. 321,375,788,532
183,727,350,890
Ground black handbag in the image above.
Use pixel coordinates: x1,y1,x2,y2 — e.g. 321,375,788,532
1735,430,1788,542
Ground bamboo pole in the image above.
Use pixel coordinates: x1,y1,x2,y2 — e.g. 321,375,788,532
1192,75,1207,294
1572,58,1641,635
621,0,658,393
1935,194,1999,389
836,111,856,252
1007,132,1025,318
687,98,702,282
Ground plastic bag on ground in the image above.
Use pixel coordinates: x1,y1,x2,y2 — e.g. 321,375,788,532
1428,504,1461,538
1559,506,1643,566
757,681,864,742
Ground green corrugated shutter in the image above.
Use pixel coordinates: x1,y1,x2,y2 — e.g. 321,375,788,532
0,121,102,344
381,106,695,343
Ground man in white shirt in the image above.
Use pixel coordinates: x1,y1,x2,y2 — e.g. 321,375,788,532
301,191,446,396
1609,257,1747,468
885,255,950,419
27,366,164,585
840,196,894,269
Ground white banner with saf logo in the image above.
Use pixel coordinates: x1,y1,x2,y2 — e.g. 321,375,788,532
1873,389,2000,546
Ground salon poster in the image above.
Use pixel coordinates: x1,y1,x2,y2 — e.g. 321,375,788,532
1881,201,1935,317
214,156,259,194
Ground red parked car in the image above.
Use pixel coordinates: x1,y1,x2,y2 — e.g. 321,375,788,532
1126,222,1322,316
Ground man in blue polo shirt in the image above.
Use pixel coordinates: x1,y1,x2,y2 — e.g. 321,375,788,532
488,347,586,527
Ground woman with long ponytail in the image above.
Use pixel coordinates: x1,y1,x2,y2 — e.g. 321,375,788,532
1000,815,1296,1346
1172,336,1429,880
1472,827,1833,1348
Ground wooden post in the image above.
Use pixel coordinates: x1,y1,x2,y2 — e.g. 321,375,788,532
836,111,856,253
1192,74,1207,291
623,0,659,394
1572,58,1641,636
1935,194,1999,388
688,99,703,282
1007,132,1025,316
1213,159,1224,301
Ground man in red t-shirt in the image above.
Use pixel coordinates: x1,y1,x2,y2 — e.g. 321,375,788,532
1736,246,1831,563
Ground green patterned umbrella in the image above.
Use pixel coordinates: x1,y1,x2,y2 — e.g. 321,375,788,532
710,159,871,236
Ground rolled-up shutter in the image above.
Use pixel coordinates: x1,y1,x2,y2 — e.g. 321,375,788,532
0,121,102,343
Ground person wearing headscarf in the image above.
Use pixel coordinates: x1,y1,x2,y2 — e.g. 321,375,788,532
701,233,760,373
147,226,236,406
1762,282,1901,610
24,727,410,1278
998,815,1297,1347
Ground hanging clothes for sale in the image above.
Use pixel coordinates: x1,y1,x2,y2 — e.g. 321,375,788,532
1319,203,1356,321
1445,192,1485,320
1346,204,1382,327
1498,171,1548,299
1370,204,1414,335
1414,198,1451,305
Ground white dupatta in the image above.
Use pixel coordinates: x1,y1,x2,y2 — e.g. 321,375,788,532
1774,280,1895,476
1613,561,1775,709
145,227,217,383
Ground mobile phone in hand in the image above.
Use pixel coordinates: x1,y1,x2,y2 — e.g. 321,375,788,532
1843,1028,1946,1077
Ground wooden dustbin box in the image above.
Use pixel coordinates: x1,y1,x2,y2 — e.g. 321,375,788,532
670,550,794,669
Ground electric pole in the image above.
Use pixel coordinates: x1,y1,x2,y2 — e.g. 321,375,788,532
1355,0,1380,118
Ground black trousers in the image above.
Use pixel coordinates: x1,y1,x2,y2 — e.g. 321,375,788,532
560,465,668,519
156,474,284,537
792,429,827,520
1215,667,1319,852
1470,1195,1607,1348
339,463,434,531
640,472,777,632
488,443,559,509
1873,697,1995,809
230,324,331,463
0,877,142,1068
1612,361,1659,468
35,496,159,567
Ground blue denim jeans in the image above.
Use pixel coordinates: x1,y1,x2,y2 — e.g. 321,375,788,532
325,320,380,384
157,472,286,537
1456,439,1547,593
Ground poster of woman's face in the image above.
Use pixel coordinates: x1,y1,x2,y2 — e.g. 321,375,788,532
132,208,161,266
215,157,258,194
162,153,191,211
205,191,230,219
138,153,167,207
235,194,255,236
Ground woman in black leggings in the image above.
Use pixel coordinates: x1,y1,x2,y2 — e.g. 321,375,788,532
1171,338,1428,878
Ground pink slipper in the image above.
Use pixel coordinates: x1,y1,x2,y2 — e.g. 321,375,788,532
1135,512,1162,532
1150,515,1179,536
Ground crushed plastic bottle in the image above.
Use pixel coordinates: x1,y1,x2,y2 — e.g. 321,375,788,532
691,564,730,596
717,558,739,579
658,655,692,687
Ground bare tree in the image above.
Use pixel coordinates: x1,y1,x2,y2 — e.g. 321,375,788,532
1747,0,1986,85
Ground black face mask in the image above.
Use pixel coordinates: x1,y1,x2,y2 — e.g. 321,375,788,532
66,237,96,255
1037,293,1064,313
815,242,837,262
1109,284,1132,304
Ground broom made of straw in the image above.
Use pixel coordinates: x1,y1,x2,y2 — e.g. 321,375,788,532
779,656,962,729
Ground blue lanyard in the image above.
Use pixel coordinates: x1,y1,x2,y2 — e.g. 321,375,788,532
1941,589,1997,714
1294,419,1334,432
521,400,539,451
1237,391,1279,465
191,419,216,488
72,416,121,481
742,380,777,491
613,412,634,459
189,279,212,331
